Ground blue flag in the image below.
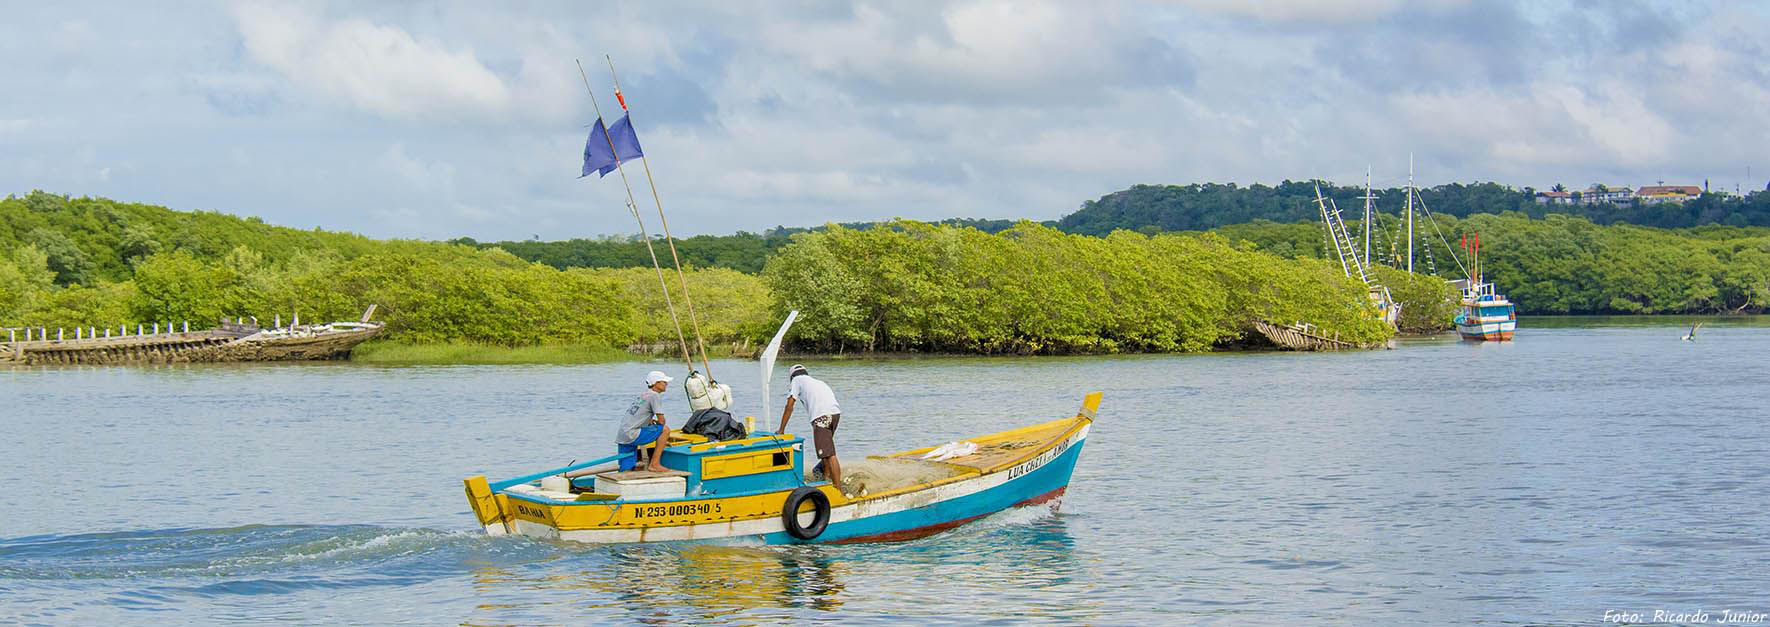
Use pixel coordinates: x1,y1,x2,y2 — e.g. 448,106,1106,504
580,114,644,178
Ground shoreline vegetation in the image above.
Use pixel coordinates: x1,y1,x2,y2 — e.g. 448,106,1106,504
349,310,1762,364
6,189,1766,362
349,341,632,365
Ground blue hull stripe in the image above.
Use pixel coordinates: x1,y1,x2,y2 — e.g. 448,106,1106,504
758,438,1088,545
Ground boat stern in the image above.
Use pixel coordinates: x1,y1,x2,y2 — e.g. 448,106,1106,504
463,475,511,536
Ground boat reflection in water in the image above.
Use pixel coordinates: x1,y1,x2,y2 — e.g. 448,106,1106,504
464,514,1088,623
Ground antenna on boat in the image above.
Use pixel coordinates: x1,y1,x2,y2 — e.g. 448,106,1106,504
606,55,715,382
577,58,694,375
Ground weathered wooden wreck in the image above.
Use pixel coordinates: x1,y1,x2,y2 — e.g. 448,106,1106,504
1,307,383,366
1249,320,1383,351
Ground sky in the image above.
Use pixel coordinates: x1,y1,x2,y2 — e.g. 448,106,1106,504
2,1,1767,241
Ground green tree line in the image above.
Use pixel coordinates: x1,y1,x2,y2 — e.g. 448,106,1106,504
1209,213,1770,315
3,193,1395,354
1,192,771,349
761,221,1393,353
1058,181,1770,235
457,218,1030,274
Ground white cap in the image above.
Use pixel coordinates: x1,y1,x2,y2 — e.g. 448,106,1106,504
645,370,673,386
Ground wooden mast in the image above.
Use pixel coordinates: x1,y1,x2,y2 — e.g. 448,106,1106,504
576,59,694,374
605,55,715,381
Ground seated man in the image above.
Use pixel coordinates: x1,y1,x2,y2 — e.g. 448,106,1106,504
617,370,674,472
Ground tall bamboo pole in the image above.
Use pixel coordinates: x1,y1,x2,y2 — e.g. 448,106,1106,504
605,55,714,380
577,59,693,374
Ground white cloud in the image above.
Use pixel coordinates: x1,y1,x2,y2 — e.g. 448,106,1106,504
5,1,1770,241
229,2,510,119
1176,0,1468,23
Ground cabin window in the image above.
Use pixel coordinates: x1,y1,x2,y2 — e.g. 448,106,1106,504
702,448,795,479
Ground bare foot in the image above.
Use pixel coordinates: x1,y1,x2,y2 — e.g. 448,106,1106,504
645,465,666,473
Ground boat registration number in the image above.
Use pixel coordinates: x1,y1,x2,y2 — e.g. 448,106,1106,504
634,502,722,519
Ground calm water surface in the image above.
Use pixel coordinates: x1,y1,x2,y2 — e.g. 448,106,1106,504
4,317,1769,624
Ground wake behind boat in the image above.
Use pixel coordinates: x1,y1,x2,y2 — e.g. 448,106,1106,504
463,393,1097,544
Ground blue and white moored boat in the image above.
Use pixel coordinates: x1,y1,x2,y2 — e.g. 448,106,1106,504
1454,281,1516,341
1452,231,1516,341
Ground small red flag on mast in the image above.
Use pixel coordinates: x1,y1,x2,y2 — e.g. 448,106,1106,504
615,87,627,111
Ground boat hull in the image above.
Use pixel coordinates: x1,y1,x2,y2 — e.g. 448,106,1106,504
1456,318,1516,341
491,421,1089,545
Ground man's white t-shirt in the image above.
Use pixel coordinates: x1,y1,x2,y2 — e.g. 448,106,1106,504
788,374,841,419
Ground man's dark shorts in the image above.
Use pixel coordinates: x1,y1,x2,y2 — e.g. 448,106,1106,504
812,413,840,459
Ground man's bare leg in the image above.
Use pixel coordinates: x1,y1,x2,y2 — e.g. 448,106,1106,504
825,456,842,490
645,425,670,472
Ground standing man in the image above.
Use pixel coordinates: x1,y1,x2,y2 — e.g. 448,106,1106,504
618,370,674,473
777,364,844,488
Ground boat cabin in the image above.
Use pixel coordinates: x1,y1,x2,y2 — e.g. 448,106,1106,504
505,433,814,504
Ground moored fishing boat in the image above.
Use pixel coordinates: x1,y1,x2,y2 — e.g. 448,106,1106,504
462,392,1097,544
1453,232,1516,341
1454,281,1515,341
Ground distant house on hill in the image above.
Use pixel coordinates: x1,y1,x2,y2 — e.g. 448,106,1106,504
1534,190,1575,205
1582,185,1635,206
1636,185,1704,204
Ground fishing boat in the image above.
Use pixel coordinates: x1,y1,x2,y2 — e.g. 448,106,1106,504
462,392,1094,544
467,62,1095,544
1454,281,1516,341
1452,232,1516,341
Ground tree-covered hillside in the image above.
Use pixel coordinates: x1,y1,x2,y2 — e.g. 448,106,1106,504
0,192,773,349
0,191,393,287
460,218,1032,273
1058,181,1770,235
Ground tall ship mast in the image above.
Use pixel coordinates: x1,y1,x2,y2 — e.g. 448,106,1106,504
1315,183,1401,328
1361,166,1376,269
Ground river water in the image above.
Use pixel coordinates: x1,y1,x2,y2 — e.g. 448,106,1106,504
3,317,1768,624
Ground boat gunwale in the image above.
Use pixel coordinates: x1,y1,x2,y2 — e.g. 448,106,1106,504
495,415,1091,510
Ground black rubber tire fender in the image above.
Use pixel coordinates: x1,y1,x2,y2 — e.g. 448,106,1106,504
781,486,831,540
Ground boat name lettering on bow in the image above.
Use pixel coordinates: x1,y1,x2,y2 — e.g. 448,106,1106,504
634,502,721,519
1007,435,1077,480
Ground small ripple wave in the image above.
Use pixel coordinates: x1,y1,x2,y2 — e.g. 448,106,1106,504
0,524,522,583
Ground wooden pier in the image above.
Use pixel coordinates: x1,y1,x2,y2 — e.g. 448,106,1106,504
2,307,384,366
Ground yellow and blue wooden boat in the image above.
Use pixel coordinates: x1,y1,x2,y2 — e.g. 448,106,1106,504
463,392,1097,544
